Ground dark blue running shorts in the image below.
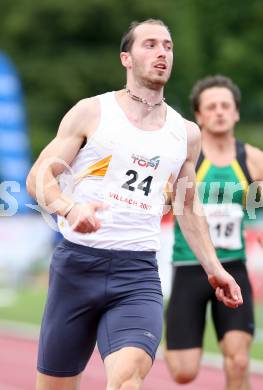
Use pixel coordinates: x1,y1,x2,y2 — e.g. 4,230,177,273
37,239,163,377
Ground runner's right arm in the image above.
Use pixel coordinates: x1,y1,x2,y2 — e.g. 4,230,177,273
26,98,105,233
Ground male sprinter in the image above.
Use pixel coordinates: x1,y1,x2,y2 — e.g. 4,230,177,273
165,75,263,389
27,24,242,390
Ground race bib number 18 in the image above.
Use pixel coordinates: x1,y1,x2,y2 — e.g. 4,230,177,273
204,203,244,250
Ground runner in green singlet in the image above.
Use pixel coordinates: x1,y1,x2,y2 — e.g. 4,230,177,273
174,140,250,265
165,75,263,390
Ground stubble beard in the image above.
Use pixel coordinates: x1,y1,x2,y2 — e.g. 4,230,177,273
134,65,171,91
142,76,166,90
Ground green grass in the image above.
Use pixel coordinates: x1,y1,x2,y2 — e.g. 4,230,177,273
0,287,46,325
0,287,262,361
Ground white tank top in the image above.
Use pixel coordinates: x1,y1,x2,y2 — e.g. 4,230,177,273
58,91,187,251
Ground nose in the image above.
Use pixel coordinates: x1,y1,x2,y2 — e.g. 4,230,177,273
215,105,224,115
156,43,166,58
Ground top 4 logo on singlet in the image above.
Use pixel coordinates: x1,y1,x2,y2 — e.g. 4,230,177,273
131,154,160,170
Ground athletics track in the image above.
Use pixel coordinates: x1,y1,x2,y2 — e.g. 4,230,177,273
0,334,262,390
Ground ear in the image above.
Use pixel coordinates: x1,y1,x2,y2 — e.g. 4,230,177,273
195,111,203,127
120,51,132,69
235,110,240,123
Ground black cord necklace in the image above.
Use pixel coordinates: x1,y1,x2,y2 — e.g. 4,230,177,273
125,86,165,111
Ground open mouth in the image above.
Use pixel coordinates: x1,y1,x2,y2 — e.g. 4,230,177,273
154,63,167,70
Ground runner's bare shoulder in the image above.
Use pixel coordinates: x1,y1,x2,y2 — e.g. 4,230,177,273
245,143,263,181
57,96,101,140
183,119,201,162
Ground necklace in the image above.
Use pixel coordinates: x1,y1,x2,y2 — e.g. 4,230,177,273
125,86,165,111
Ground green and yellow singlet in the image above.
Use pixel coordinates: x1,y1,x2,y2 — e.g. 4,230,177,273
173,140,253,265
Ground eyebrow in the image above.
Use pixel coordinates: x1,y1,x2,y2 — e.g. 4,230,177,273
142,38,173,46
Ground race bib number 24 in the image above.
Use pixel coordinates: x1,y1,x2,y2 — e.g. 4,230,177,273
102,146,171,214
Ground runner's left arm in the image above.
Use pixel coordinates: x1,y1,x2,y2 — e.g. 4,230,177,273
172,120,243,308
246,144,263,247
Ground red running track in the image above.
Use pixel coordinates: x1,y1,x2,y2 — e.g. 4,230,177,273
0,334,262,389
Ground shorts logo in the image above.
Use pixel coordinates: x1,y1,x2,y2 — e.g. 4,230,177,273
143,331,157,340
132,154,160,170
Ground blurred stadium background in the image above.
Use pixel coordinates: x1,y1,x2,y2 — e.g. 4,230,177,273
0,0,262,384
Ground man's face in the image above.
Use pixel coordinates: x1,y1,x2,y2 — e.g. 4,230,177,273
195,87,240,134
124,23,173,89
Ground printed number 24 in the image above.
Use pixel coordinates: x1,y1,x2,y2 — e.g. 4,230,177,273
121,170,153,196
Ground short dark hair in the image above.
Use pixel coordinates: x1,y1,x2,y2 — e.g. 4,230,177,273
190,75,241,112
120,19,170,53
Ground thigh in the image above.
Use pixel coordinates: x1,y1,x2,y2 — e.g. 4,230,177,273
96,254,163,363
166,265,212,349
97,291,163,363
212,261,254,341
104,347,152,388
38,241,105,377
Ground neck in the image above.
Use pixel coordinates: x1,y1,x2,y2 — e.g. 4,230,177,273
125,86,165,111
115,89,167,131
126,81,164,106
202,129,234,149
202,130,236,164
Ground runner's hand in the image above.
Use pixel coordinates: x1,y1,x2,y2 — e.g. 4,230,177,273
208,269,243,309
66,202,107,233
